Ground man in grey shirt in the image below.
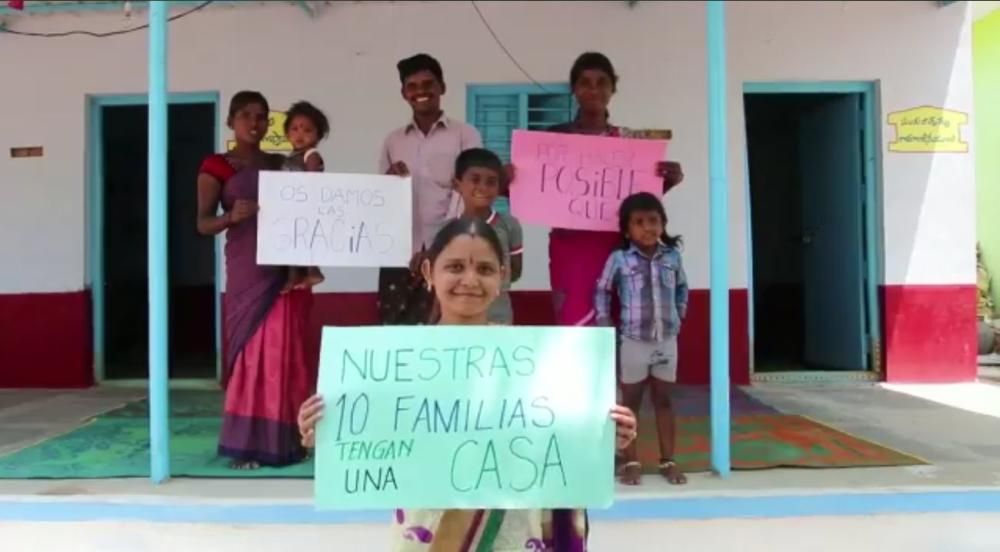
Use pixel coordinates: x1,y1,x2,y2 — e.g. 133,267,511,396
378,53,483,324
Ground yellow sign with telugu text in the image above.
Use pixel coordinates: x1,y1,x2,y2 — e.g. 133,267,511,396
226,111,292,153
886,106,969,153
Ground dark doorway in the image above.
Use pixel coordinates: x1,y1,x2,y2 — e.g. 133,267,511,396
744,92,872,372
102,103,217,379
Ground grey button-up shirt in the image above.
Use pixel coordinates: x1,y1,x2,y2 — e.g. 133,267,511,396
378,114,482,253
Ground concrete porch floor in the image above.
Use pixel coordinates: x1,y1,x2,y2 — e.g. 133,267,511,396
5,380,1000,551
2,377,1000,500
7,514,1000,552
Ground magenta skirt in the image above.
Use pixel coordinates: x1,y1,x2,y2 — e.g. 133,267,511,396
548,229,622,326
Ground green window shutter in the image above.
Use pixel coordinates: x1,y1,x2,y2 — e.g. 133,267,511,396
470,92,519,163
466,84,575,212
527,92,575,130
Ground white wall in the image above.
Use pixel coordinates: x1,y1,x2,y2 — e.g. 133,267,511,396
725,0,975,287
0,0,974,295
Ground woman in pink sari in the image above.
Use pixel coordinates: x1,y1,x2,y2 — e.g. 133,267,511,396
196,91,314,469
546,52,685,328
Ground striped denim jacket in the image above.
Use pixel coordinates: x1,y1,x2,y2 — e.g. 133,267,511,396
595,243,689,342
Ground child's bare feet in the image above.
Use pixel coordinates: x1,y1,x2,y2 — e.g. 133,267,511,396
619,461,642,485
659,460,687,485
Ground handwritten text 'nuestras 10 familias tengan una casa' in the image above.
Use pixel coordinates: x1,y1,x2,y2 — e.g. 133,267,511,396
313,325,617,510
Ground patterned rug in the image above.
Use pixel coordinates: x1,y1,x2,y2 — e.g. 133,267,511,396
630,387,923,473
633,414,925,474
0,389,924,479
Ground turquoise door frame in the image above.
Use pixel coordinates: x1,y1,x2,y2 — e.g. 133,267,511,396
86,90,222,384
741,81,884,374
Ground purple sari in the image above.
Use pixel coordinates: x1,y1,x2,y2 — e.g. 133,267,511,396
201,153,313,466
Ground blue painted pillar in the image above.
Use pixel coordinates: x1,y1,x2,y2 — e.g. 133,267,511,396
148,0,170,484
706,0,731,477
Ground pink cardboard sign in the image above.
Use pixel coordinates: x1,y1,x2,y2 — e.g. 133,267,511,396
510,130,667,231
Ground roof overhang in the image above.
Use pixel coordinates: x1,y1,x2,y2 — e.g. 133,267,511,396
0,1,317,18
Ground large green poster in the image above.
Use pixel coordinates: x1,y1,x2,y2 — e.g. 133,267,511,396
314,326,617,510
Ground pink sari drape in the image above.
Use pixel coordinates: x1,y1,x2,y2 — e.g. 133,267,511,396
219,289,313,465
549,230,623,326
545,122,627,326
201,153,314,466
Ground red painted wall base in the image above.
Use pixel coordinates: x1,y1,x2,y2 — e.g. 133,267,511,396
0,283,977,388
0,291,92,388
882,284,977,382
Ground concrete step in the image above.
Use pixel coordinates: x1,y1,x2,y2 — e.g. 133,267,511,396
5,513,1000,552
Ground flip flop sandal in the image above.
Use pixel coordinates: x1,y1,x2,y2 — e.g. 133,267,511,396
229,460,260,471
658,460,688,485
619,461,642,485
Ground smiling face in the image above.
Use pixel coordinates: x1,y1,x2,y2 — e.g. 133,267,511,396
422,234,504,324
286,114,319,152
455,166,500,212
401,69,444,117
229,102,269,147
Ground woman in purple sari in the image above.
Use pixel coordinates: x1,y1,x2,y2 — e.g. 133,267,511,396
197,91,314,469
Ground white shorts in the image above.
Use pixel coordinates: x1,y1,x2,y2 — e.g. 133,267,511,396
619,336,678,384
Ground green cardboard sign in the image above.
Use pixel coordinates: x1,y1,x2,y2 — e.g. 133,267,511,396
314,325,617,510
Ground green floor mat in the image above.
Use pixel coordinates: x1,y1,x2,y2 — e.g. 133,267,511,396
0,388,924,479
0,416,312,479
105,390,223,418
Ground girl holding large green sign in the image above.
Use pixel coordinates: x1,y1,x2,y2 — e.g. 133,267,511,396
297,217,638,551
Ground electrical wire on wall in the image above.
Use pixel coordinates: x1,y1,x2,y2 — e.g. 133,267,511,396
3,0,554,97
0,0,214,38
4,0,550,93
469,0,552,92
